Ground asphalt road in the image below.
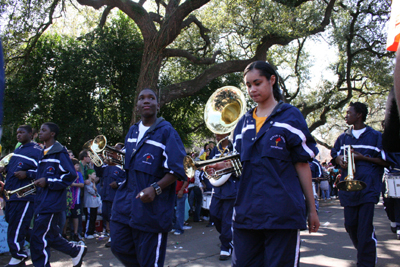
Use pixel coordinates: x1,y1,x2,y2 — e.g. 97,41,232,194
1,199,399,267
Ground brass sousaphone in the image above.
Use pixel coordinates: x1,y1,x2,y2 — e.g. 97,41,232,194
83,135,125,167
184,86,246,186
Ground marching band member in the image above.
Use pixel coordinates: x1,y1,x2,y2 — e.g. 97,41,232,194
208,133,239,261
382,88,400,240
331,102,389,266
31,122,86,267
101,143,125,247
1,125,41,267
208,61,319,266
110,88,186,267
309,158,324,212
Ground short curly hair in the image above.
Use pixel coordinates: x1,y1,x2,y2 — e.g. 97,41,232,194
350,102,368,122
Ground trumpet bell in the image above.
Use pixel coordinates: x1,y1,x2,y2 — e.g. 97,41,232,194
183,154,242,187
338,145,366,192
337,179,367,192
204,86,246,134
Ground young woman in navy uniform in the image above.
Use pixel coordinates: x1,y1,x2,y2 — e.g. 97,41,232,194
110,89,187,267
210,61,320,266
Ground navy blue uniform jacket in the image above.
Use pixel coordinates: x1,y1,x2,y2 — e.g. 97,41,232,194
209,141,239,199
112,118,187,233
232,102,318,230
4,142,42,202
101,165,125,202
34,141,76,214
331,126,386,206
309,159,324,179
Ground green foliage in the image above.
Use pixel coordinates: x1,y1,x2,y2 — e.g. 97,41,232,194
2,13,143,155
159,69,244,147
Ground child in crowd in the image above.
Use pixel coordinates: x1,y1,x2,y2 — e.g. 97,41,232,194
84,169,100,239
63,158,84,241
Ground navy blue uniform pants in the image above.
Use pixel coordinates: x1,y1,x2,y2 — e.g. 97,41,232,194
188,186,203,222
209,197,235,253
110,220,168,267
30,212,80,267
232,228,300,267
102,201,113,225
344,203,377,267
5,201,34,260
84,207,97,236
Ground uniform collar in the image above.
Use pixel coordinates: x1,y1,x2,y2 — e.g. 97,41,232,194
43,141,64,156
245,100,286,120
345,125,372,137
18,142,35,149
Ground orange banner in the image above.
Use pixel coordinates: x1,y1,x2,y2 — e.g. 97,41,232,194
387,0,400,51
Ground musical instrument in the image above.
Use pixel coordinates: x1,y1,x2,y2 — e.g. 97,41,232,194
4,182,36,200
82,139,103,167
336,145,366,191
384,172,400,198
184,86,246,186
0,153,14,168
83,135,125,167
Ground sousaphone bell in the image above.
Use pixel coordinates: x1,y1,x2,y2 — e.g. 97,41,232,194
184,86,246,186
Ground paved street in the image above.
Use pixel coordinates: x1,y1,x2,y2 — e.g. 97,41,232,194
1,199,399,266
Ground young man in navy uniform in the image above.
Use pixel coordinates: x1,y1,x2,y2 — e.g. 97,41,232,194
111,89,187,267
1,125,41,267
209,133,239,260
331,102,389,266
31,122,87,267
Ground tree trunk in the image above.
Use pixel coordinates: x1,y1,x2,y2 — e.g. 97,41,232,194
130,42,163,125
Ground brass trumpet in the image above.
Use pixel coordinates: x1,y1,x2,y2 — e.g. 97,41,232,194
4,182,36,200
337,145,366,191
184,153,242,179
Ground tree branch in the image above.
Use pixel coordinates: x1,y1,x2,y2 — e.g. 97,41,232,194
314,136,333,150
77,0,158,41
159,0,337,106
99,5,115,28
181,15,211,52
149,12,162,24
18,0,62,67
163,49,221,64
